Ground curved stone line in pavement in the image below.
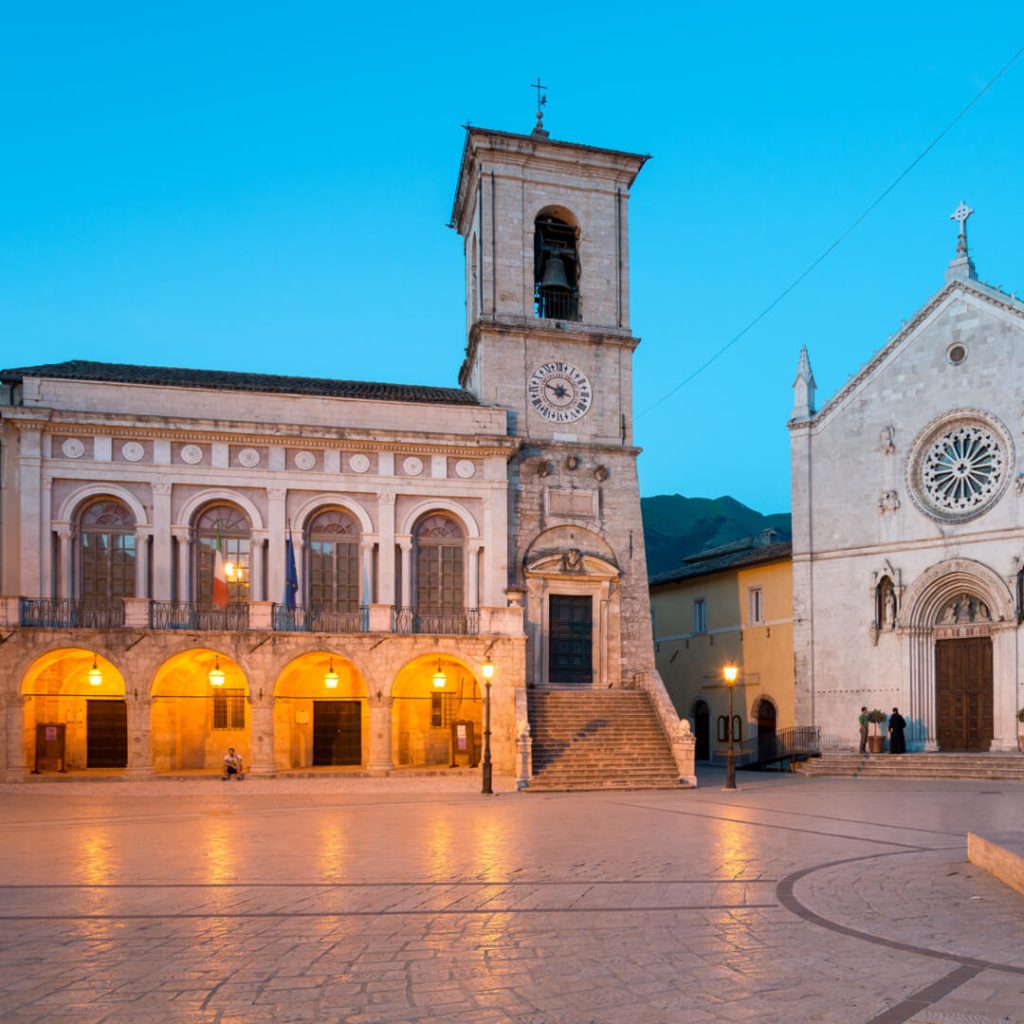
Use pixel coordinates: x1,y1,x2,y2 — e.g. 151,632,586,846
776,849,1024,977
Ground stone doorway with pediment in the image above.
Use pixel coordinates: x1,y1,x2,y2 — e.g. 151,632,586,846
934,592,994,752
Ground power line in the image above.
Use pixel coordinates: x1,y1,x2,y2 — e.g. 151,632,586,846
638,43,1024,419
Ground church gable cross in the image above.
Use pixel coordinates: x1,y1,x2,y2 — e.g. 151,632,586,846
950,201,974,256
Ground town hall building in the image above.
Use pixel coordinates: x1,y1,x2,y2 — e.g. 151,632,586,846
0,121,693,786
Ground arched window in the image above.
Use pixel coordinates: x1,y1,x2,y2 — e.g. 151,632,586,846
307,509,360,611
79,500,136,604
196,505,250,607
414,514,464,627
534,211,580,321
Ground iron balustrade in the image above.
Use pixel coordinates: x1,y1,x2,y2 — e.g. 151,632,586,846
732,725,822,768
535,289,580,321
19,598,125,629
273,605,369,633
391,607,480,635
149,601,250,631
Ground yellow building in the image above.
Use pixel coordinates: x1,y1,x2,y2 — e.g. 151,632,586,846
650,534,793,762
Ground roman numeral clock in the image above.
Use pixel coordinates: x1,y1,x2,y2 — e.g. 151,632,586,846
527,361,592,424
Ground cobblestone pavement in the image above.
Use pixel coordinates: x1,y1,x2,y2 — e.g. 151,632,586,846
0,769,1022,1024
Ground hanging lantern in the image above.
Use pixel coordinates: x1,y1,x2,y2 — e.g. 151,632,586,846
432,659,447,689
87,655,103,687
208,657,225,687
324,658,339,689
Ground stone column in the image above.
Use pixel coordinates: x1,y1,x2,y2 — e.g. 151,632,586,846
367,698,394,775
248,699,276,776
18,428,43,597
5,695,28,781
173,527,192,603
398,538,412,610
135,528,152,598
378,494,396,606
40,478,53,598
250,531,268,602
360,538,376,605
126,697,154,775
151,483,173,600
467,544,481,610
55,525,74,599
267,489,287,607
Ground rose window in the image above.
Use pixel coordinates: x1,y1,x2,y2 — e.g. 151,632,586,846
921,424,1004,515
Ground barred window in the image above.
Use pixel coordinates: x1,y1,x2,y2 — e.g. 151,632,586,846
79,499,136,603
213,688,246,730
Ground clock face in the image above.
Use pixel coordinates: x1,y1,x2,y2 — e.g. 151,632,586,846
527,361,593,423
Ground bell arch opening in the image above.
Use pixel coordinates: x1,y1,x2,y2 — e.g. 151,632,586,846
534,209,580,322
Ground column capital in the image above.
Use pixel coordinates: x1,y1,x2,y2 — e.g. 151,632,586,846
267,488,287,500
151,482,172,496
171,526,193,541
378,493,396,507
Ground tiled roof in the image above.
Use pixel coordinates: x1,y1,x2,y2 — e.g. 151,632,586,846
649,541,792,587
1,360,480,407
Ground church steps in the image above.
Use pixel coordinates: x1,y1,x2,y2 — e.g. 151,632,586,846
526,689,684,792
793,752,1024,781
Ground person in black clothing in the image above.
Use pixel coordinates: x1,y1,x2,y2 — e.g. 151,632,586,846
888,707,907,754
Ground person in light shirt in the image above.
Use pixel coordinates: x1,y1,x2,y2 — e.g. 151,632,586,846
222,747,244,781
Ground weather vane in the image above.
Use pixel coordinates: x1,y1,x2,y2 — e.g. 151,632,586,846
950,200,974,257
531,77,548,137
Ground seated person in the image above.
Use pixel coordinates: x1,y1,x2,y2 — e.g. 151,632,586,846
222,747,244,781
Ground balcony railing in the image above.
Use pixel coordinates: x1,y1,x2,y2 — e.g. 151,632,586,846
19,598,125,629
535,288,580,322
150,601,250,631
391,607,480,636
273,605,369,633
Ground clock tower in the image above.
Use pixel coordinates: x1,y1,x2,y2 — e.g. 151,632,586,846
451,124,660,694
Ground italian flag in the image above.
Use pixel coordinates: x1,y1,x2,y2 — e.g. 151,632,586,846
212,534,229,609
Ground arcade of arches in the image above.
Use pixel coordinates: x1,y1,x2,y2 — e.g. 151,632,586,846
7,642,514,776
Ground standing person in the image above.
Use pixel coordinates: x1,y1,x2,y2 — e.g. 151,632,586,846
222,747,244,781
888,708,907,755
858,707,869,755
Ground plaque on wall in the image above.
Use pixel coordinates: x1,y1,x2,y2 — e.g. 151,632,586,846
546,488,597,518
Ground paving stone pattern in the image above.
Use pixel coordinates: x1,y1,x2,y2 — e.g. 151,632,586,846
0,770,1022,1023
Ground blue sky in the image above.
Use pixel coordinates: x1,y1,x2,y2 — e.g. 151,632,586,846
3,3,1023,513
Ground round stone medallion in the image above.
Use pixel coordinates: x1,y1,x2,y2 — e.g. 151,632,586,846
237,447,261,468
121,441,145,462
349,454,371,473
294,450,316,471
455,459,476,479
403,456,424,476
180,444,204,465
62,438,86,459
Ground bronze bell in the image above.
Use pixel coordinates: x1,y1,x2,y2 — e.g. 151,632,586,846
540,256,571,291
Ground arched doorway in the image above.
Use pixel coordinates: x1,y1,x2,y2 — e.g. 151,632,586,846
756,698,777,762
391,656,483,768
151,650,249,772
20,649,127,772
273,653,368,770
692,699,710,761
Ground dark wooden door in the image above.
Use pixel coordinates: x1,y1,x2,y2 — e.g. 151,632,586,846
87,700,128,768
549,595,593,684
693,701,710,761
313,701,362,766
936,637,993,752
756,699,777,762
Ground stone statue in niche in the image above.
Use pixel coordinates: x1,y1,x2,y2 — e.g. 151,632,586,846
875,575,897,630
938,593,991,624
880,425,895,454
561,548,584,573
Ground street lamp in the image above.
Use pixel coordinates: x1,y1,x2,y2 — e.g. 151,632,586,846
481,658,495,795
723,663,738,789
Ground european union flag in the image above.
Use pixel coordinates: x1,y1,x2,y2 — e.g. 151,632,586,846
284,529,299,609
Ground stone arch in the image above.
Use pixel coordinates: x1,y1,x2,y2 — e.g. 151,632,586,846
524,525,617,567
399,499,480,539
903,558,1014,628
291,494,374,536
18,648,127,773
176,489,265,531
56,483,149,528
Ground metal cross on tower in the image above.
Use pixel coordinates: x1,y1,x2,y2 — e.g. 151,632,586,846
531,77,548,136
950,201,974,257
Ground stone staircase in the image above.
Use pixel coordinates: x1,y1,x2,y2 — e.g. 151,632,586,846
793,751,1024,782
526,688,684,792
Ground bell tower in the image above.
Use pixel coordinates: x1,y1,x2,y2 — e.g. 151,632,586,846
451,124,658,691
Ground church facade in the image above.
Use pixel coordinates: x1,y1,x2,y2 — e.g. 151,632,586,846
790,213,1024,752
0,123,691,783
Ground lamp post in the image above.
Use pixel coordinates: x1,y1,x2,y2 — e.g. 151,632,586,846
723,663,738,789
481,659,495,795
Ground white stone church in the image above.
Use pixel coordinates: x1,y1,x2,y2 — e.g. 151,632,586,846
791,209,1024,752
0,121,693,787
